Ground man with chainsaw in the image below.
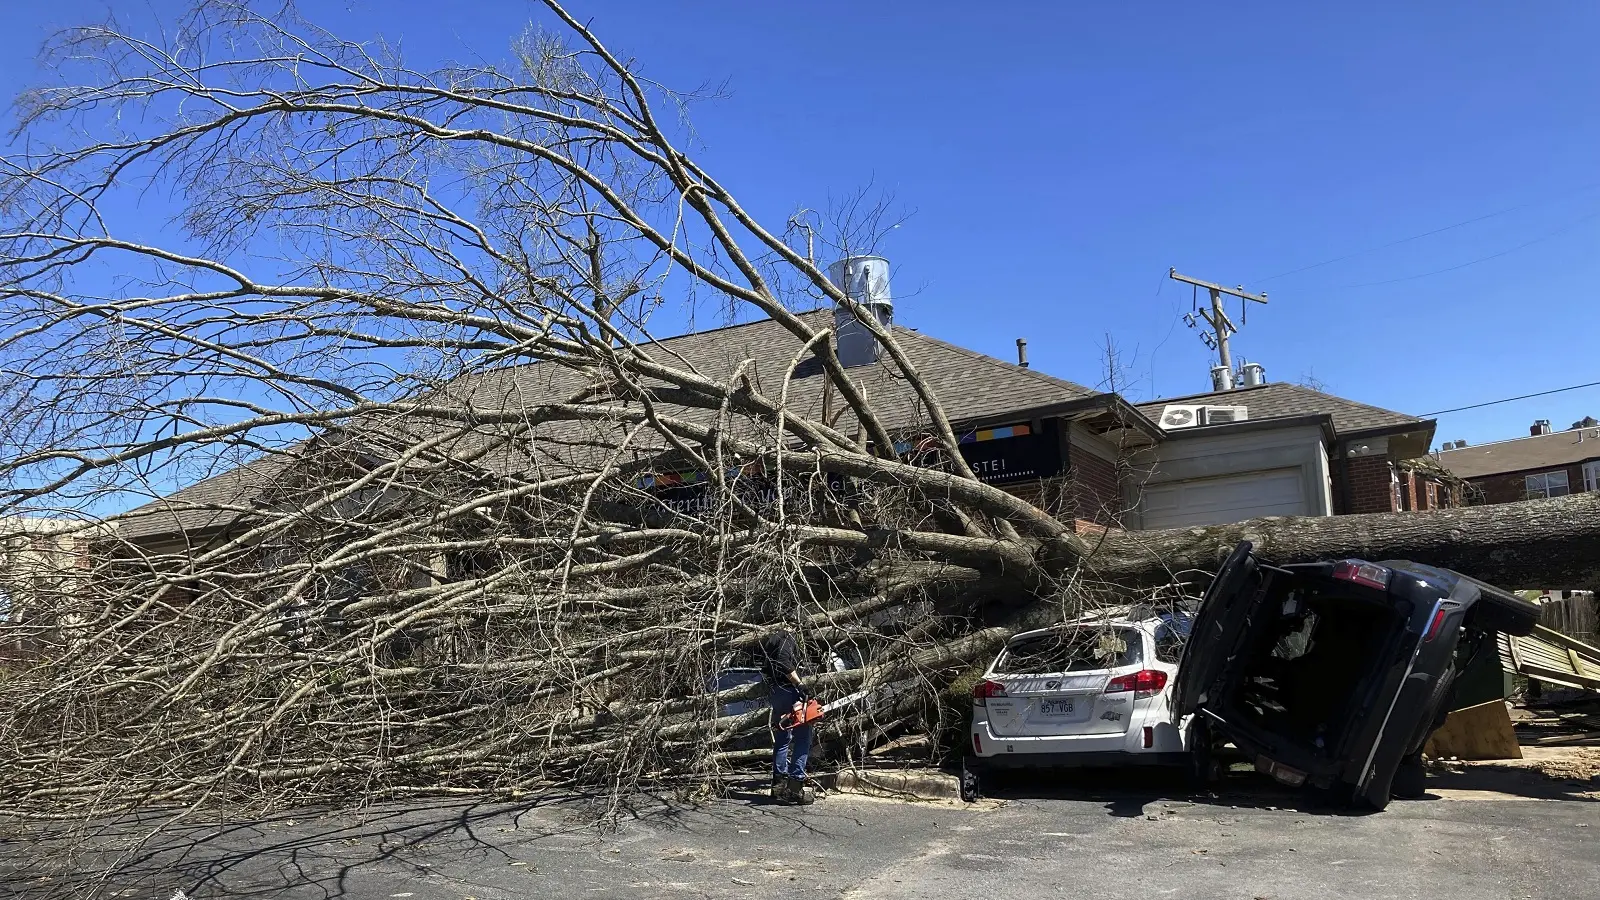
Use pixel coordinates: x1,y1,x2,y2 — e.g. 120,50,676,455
757,628,814,805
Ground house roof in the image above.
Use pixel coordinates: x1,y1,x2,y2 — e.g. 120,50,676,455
112,451,300,544
1134,382,1427,436
1437,426,1600,480
112,310,1098,544
442,309,1097,436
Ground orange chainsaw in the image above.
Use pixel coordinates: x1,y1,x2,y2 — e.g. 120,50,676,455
779,688,870,729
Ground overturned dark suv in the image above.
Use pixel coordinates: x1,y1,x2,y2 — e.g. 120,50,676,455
1175,541,1541,811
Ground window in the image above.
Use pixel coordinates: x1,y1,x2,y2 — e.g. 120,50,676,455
995,627,1142,674
1585,461,1600,493
1525,470,1571,499
1154,613,1192,664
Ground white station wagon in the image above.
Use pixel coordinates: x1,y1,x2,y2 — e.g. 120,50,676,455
964,609,1192,797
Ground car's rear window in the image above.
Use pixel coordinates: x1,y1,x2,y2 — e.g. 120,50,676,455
994,627,1143,674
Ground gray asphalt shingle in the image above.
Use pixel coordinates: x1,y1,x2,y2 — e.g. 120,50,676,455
113,310,1096,543
1438,426,1600,479
1134,381,1422,435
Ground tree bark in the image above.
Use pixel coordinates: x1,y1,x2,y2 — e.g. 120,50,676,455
1084,492,1600,591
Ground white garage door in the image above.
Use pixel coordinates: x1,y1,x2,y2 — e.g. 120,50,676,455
1140,468,1307,529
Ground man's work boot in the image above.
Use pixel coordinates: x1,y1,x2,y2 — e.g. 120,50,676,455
786,776,813,805
770,774,789,804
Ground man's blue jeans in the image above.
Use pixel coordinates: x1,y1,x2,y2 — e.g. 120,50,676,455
771,684,812,779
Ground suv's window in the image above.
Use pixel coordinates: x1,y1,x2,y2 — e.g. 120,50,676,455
995,627,1142,674
1153,613,1193,664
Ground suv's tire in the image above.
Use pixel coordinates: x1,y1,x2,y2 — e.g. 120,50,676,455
1185,718,1222,791
1391,753,1428,800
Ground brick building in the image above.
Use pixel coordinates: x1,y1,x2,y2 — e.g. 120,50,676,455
1117,382,1448,527
0,517,106,660
1438,417,1600,504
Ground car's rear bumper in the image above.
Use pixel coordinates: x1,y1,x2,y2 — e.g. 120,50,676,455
970,712,1187,758
968,750,1189,770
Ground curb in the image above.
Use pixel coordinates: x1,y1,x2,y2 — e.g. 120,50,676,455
816,768,962,802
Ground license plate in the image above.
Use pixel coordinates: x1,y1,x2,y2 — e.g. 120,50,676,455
1040,699,1076,716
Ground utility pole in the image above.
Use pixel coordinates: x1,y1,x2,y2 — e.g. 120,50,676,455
1169,268,1268,389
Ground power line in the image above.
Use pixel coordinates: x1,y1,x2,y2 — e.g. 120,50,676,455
1333,207,1600,289
1421,380,1600,417
1253,182,1600,284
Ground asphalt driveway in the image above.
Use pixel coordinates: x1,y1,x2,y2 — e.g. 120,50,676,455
3,776,1596,900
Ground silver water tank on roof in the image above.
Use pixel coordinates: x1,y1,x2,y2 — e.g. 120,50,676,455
829,255,893,367
828,255,893,311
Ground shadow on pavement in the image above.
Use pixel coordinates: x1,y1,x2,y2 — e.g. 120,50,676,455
975,752,1600,816
0,785,874,900
972,762,1324,813
0,792,621,900
975,766,1374,818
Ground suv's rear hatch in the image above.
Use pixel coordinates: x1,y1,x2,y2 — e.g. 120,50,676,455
1172,540,1261,719
984,626,1144,737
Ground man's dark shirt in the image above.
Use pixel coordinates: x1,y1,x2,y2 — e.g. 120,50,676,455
757,630,802,687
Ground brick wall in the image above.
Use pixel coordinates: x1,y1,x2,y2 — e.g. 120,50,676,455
1001,444,1122,526
1337,455,1399,514
1470,463,1591,505
1068,448,1121,525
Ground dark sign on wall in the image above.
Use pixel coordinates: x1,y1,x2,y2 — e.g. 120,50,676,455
895,419,1064,484
953,419,1064,485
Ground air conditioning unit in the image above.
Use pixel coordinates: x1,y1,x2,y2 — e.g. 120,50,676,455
1202,405,1249,424
1158,404,1250,430
1159,404,1204,429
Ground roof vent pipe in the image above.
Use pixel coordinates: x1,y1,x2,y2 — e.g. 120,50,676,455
1210,365,1234,392
828,255,893,368
1016,338,1029,368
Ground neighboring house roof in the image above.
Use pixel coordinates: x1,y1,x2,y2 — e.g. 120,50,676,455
112,310,1099,544
1437,426,1600,480
113,451,299,544
1134,382,1426,436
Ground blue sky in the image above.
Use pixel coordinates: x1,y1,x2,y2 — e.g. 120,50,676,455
4,1,1597,448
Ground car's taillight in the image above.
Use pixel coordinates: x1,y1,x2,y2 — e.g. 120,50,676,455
972,679,1007,707
1142,726,1154,749
1423,601,1449,642
973,733,983,755
1332,560,1391,590
1105,669,1169,697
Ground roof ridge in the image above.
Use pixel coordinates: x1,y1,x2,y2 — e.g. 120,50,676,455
440,309,833,389
1437,427,1595,453
1136,381,1422,423
1135,383,1276,407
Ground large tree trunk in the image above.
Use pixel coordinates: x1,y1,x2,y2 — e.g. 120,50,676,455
1086,492,1600,592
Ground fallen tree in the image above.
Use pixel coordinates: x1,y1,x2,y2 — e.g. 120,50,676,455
0,0,1595,820
1082,492,1600,591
